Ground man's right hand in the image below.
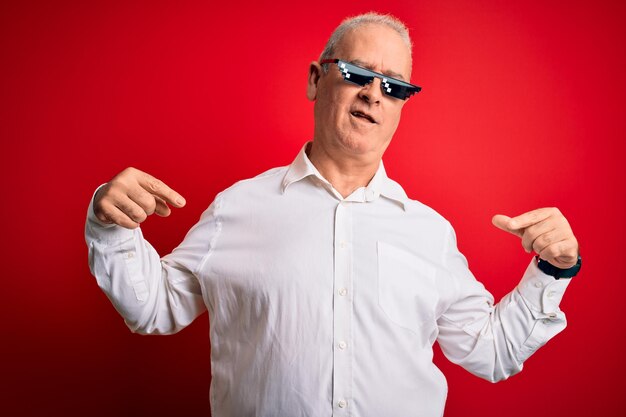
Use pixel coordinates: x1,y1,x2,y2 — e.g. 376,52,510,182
93,167,186,229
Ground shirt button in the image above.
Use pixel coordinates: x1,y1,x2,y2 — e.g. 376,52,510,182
338,288,347,296
338,341,347,350
547,291,555,299
338,400,347,408
533,281,543,288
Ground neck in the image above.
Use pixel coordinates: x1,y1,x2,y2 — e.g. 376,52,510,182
307,141,381,198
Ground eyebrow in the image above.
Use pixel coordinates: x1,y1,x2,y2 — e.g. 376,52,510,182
349,59,406,81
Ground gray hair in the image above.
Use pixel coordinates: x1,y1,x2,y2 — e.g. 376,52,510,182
319,12,412,72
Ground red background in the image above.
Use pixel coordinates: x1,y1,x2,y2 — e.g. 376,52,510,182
1,0,625,416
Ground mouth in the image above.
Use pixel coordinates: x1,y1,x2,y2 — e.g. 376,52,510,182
350,110,377,124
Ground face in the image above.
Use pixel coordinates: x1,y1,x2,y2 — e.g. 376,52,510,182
307,24,413,161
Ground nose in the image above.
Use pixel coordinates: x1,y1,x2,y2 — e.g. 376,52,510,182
358,77,383,104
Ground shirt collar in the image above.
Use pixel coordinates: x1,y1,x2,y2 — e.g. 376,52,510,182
282,142,410,211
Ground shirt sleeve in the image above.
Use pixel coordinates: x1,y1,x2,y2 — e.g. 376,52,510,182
85,189,223,335
436,223,571,382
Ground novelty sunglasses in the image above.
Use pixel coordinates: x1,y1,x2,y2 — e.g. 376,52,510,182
320,59,422,100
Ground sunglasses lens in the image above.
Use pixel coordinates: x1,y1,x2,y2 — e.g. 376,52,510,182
382,79,422,100
381,79,403,99
339,62,374,87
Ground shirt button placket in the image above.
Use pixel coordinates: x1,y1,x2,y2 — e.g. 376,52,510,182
332,200,353,414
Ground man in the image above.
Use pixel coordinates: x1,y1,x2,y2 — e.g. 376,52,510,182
85,12,580,417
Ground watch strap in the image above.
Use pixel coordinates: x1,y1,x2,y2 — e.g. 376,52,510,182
536,255,582,279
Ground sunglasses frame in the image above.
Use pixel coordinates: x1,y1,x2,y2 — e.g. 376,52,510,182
320,58,422,100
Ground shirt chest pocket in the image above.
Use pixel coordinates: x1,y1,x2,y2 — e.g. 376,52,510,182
377,241,439,335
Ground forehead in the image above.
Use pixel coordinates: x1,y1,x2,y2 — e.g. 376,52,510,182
333,24,412,80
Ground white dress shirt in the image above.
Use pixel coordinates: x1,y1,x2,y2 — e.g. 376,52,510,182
85,143,571,417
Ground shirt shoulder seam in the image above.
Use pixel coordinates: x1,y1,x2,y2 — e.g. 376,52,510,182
194,192,225,276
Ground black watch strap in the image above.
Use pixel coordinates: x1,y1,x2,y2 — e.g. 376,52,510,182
536,255,582,279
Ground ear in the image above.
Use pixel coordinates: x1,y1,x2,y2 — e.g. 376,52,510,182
307,61,323,101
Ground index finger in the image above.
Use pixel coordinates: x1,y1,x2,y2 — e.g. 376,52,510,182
137,172,186,207
508,207,554,230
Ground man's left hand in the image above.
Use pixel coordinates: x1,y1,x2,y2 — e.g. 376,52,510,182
492,208,579,268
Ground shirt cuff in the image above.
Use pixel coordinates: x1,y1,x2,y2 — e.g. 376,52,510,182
516,257,572,319
86,184,135,241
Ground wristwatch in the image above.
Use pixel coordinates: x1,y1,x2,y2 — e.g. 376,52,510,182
536,255,582,279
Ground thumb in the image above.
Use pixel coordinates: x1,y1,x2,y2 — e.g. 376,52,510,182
492,214,522,237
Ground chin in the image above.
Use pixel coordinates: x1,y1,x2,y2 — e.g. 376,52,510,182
337,135,385,158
